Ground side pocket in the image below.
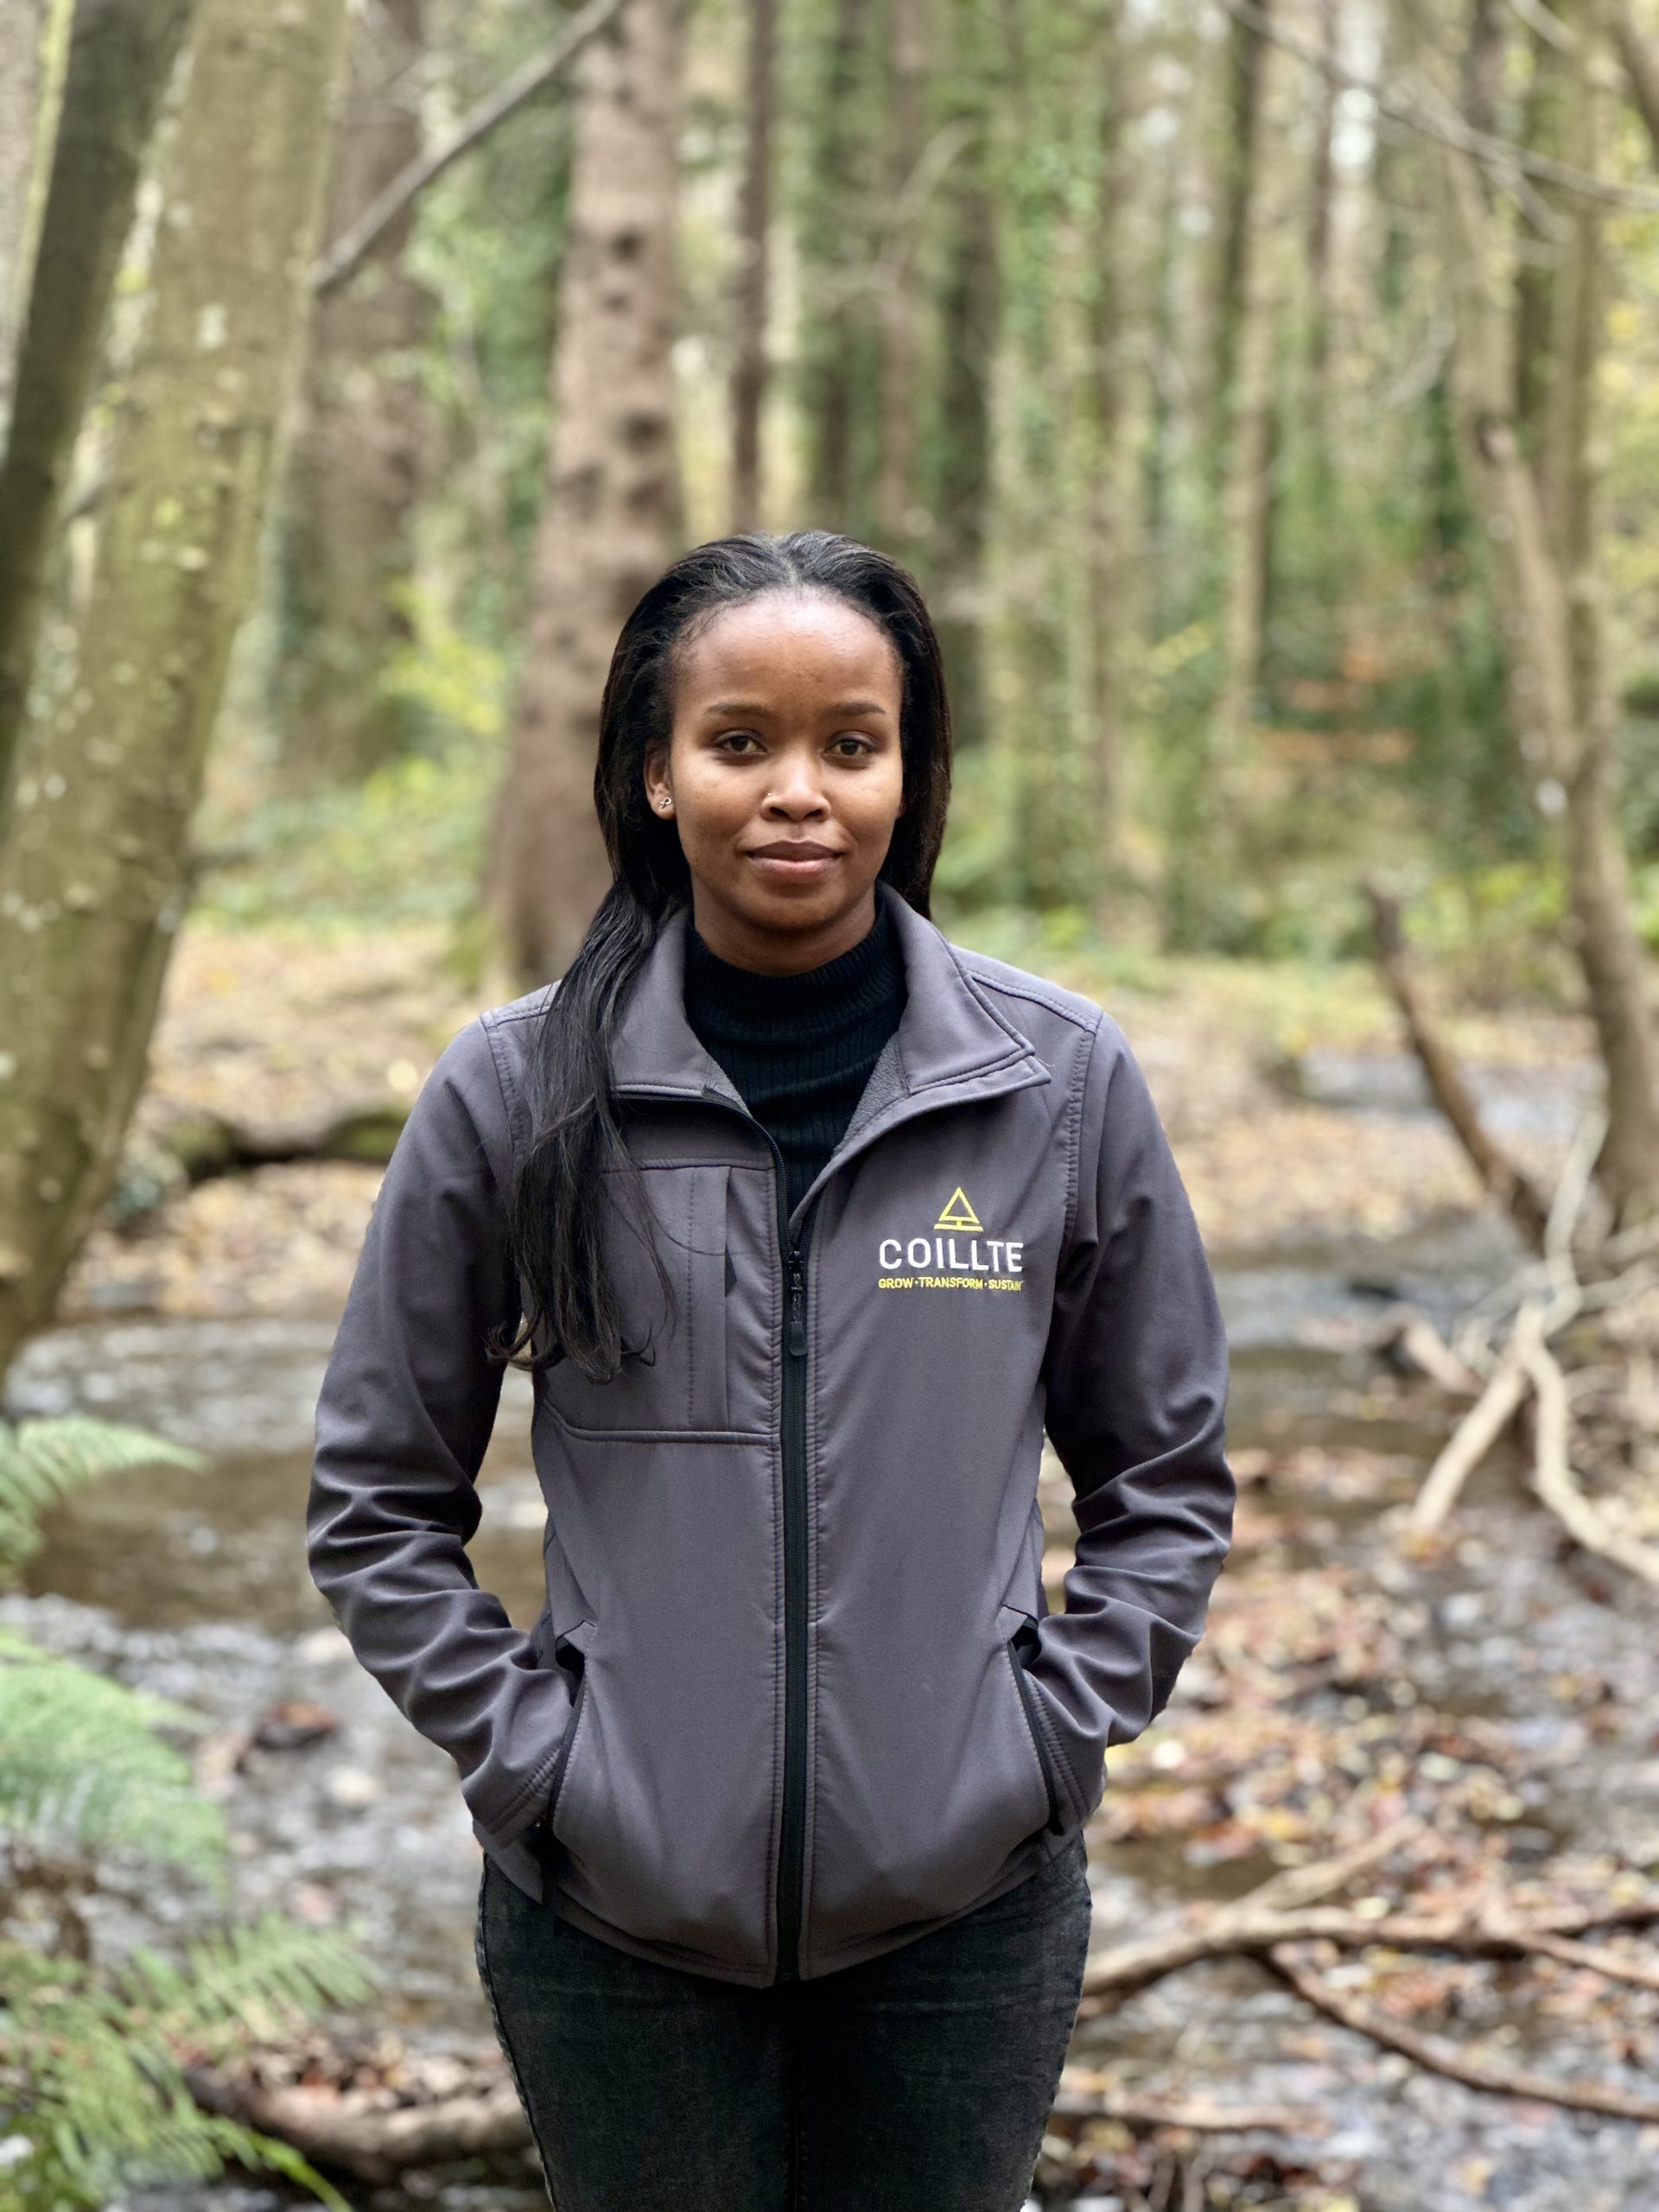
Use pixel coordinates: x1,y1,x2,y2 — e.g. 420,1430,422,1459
543,1617,596,1843
1000,1607,1071,1836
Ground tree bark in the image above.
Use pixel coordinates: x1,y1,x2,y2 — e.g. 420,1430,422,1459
274,0,430,787
1412,0,1659,1229
0,0,52,414
0,0,197,819
926,0,999,753
1211,0,1281,760
1084,0,1128,899
728,0,776,532
1611,1,1659,153
486,0,680,987
873,0,929,553
0,0,351,1372
798,0,878,533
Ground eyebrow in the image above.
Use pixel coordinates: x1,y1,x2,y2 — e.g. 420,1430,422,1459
699,698,893,718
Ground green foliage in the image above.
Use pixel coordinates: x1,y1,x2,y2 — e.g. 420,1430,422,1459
0,1417,375,2208
0,1418,202,1580
0,1915,373,2211
0,1628,226,1883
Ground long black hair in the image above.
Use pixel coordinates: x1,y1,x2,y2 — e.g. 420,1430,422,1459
494,530,954,1383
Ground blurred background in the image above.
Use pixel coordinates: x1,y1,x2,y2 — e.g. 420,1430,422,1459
1,0,1658,2207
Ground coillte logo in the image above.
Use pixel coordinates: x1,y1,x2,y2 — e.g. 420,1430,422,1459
875,1187,1025,1292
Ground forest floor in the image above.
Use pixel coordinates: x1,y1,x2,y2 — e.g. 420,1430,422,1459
33,918,1656,2212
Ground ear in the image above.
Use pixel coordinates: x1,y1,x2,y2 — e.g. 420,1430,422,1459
642,744,671,809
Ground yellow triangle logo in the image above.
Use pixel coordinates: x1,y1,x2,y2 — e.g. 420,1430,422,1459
934,1185,983,1231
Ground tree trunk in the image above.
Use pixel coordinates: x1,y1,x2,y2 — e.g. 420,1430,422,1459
0,0,197,818
1615,0,1659,146
798,0,879,533
486,0,680,987
1305,0,1338,434
0,0,52,414
873,0,928,554
1416,0,1659,1229
728,0,775,532
0,0,351,1372
274,0,430,787
1211,0,1281,760
1513,20,1570,468
925,0,999,753
1084,0,1128,900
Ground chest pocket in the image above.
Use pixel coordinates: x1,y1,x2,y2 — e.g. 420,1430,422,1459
541,1161,742,1437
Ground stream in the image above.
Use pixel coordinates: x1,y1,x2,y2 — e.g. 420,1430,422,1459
4,1059,1656,2210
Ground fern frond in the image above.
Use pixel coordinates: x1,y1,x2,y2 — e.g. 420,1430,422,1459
0,1637,226,1878
0,1418,206,1580
118,1909,380,2052
0,1920,369,2210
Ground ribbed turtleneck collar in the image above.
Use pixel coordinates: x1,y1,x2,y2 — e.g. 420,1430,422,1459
683,895,901,1032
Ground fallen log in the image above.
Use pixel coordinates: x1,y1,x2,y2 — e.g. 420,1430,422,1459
186,2061,531,2186
113,1100,411,1224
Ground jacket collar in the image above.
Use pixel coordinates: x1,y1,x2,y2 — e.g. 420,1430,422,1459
608,878,1045,1109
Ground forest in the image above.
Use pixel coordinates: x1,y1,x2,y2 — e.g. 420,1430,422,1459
1,0,1658,2205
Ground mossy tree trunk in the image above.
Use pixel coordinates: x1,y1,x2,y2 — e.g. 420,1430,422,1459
0,0,53,413
486,0,680,987
0,0,197,816
0,0,350,1371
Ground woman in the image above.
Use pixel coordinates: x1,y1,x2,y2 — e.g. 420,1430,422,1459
307,530,1235,2210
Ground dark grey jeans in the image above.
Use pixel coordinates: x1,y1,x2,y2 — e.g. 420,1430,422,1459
474,1834,1093,2212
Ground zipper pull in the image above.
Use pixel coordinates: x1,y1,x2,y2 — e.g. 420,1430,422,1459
786,1249,806,1357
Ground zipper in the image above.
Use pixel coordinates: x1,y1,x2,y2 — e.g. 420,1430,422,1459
776,1231,810,1980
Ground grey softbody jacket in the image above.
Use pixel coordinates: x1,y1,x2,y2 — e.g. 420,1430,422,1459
307,880,1236,1986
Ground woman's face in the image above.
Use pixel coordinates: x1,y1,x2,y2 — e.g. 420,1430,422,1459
645,589,908,972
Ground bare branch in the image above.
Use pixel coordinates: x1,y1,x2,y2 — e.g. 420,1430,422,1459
310,0,627,297
1217,0,1659,214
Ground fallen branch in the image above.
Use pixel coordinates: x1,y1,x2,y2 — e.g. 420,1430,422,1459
1362,879,1552,1249
1054,2066,1315,2136
1405,1339,1531,1535
1265,1937,1659,2124
1078,1882,1659,2014
1515,1307,1659,1587
311,0,627,296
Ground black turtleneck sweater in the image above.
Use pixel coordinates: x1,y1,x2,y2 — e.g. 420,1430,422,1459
683,896,908,1220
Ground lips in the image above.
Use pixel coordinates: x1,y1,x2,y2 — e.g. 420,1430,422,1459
744,843,845,872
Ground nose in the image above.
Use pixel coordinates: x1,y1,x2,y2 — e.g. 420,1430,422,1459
762,746,829,817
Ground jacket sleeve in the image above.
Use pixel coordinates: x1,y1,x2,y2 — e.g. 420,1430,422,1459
305,1013,575,1847
1028,1012,1235,1826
